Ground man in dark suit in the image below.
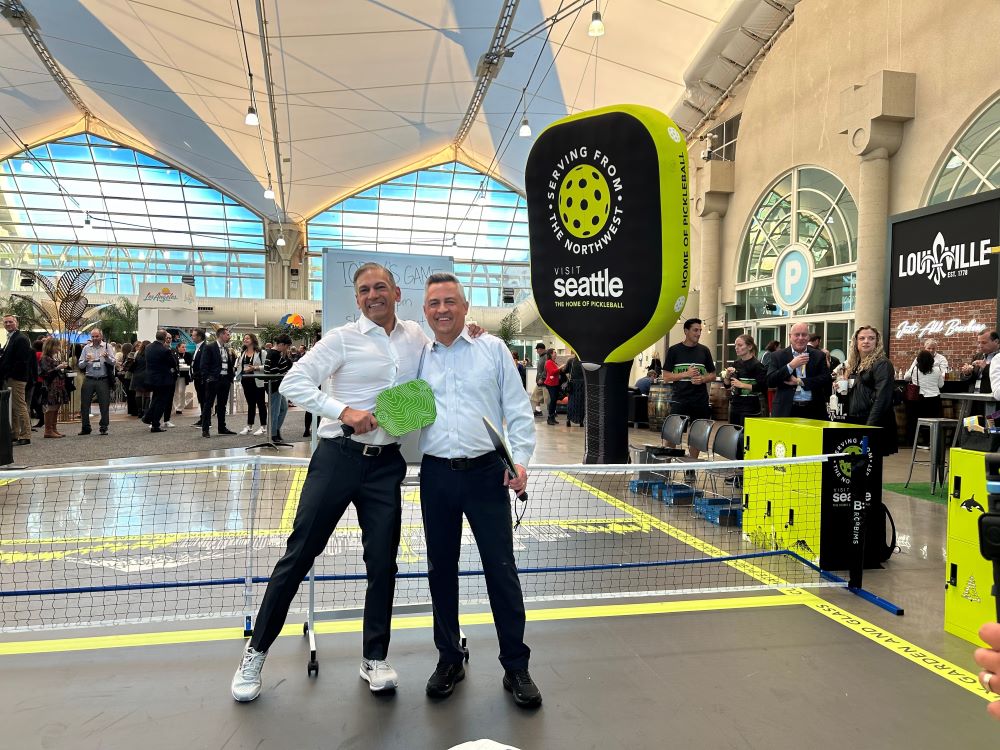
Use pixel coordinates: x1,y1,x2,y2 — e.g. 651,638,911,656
191,328,207,428
767,322,830,419
143,329,177,432
197,327,236,438
1,314,34,445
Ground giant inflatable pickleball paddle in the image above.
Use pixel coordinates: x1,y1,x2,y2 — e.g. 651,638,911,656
525,105,689,462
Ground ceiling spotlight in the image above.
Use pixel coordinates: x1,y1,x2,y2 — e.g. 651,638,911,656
588,8,605,37
264,186,275,200
245,105,259,127
276,236,286,247
20,159,35,174
519,117,532,138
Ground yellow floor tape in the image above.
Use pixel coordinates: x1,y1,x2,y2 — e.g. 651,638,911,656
561,471,991,702
0,592,803,656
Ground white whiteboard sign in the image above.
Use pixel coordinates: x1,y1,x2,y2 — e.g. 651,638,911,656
321,248,455,336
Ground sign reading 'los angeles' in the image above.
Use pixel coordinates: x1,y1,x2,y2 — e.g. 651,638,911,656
526,105,689,364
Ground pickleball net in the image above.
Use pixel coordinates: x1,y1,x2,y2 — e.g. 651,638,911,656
0,453,843,633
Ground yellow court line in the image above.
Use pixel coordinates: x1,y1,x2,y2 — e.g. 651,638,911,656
558,470,992,702
278,467,308,533
0,518,646,549
0,592,805,656
554,471,789,588
803,598,990,700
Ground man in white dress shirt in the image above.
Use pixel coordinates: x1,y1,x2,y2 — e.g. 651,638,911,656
231,263,428,702
418,272,541,708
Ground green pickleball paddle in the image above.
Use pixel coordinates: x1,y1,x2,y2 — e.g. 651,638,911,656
373,378,436,437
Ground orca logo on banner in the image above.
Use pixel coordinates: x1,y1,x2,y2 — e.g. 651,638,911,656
525,105,689,364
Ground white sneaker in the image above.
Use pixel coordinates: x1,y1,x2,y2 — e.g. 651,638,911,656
360,658,398,692
232,642,267,702
164,421,176,428
253,426,266,436
239,425,253,435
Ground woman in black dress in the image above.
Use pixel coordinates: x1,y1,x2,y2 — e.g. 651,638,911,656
722,333,767,428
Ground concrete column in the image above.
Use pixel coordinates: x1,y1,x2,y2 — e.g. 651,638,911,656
854,150,890,328
693,158,734,351
698,213,722,349
838,70,915,331
263,220,305,300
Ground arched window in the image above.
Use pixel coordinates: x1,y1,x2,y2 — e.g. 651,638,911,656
306,162,529,304
734,166,857,320
0,133,266,297
927,96,1000,204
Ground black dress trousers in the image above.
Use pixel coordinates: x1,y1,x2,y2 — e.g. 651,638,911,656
251,438,406,658
420,453,530,670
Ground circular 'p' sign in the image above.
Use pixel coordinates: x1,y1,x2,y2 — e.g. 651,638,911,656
771,244,814,312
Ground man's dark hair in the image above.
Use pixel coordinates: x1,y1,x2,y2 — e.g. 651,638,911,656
192,328,206,342
535,342,546,350
991,331,1000,343
808,334,822,345
352,262,396,287
216,327,229,336
683,318,702,330
275,334,292,346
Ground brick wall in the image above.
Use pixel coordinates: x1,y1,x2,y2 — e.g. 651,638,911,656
887,298,996,372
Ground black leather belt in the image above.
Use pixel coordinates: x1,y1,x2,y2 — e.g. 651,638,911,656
425,451,499,471
327,436,399,457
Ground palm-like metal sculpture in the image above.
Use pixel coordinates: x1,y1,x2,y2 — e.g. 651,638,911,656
10,268,107,337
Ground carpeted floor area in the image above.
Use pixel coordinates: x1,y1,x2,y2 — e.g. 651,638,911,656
883,482,948,505
10,411,312,468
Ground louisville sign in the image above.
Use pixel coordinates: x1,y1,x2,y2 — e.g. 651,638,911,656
525,105,689,364
889,195,1000,308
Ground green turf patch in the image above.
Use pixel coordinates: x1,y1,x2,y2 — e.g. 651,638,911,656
883,482,948,505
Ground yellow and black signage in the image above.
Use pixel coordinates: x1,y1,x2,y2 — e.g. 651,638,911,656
526,104,689,364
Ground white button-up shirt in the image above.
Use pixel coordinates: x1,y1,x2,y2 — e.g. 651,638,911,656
279,315,429,445
418,329,535,467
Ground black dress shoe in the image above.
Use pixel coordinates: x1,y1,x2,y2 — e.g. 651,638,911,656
218,428,237,435
426,662,465,698
150,426,165,433
13,438,30,446
273,432,284,442
303,430,311,438
503,669,542,707
202,430,211,438
79,428,92,436
99,428,108,435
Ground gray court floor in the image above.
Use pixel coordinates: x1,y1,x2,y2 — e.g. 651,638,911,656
2,602,993,750
1,428,995,748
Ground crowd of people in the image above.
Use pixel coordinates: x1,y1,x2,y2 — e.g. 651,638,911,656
0,313,314,448
624,318,1000,460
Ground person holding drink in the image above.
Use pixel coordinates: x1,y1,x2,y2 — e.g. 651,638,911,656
722,333,766,428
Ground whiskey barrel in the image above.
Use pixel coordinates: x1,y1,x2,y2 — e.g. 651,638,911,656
648,383,672,431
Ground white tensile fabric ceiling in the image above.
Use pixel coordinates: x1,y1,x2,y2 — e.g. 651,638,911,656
0,0,737,222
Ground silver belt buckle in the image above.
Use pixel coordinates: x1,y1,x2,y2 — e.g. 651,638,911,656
362,444,382,457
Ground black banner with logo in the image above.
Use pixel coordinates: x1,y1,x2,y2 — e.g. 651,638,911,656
889,195,1000,308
